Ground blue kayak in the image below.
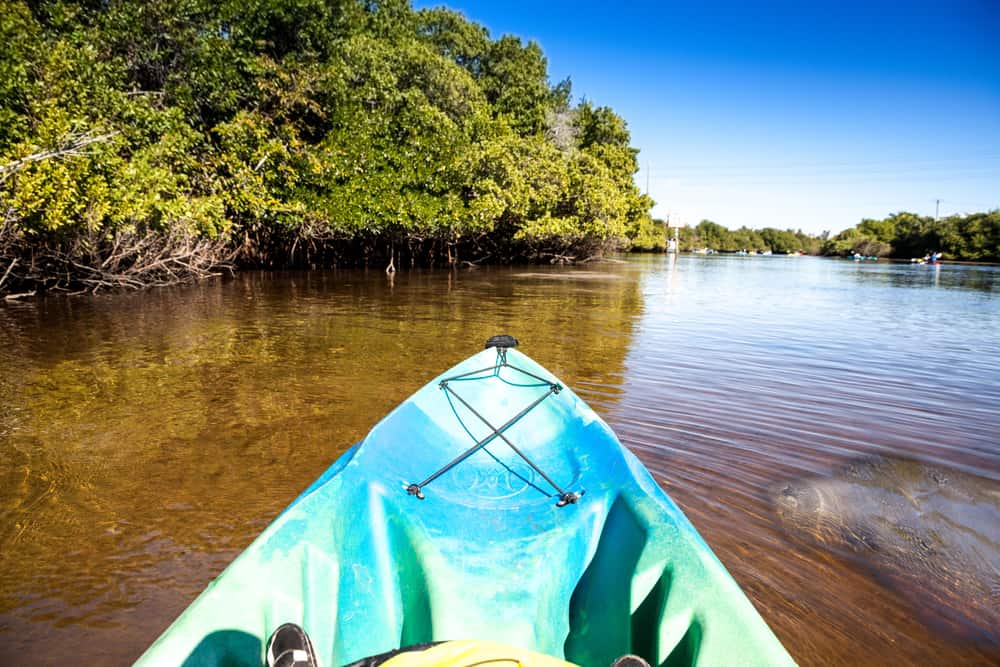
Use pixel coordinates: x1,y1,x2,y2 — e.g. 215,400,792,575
136,339,795,666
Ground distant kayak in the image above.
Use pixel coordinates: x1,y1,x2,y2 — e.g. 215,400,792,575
136,338,795,667
911,252,943,264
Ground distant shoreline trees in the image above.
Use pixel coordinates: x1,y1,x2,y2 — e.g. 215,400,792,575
821,211,999,262
636,212,998,262
0,0,660,295
640,219,826,255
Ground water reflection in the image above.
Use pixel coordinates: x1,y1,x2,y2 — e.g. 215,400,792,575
610,255,999,665
1,257,998,665
845,259,999,292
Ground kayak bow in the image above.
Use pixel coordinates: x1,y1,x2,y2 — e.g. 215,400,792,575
136,340,795,667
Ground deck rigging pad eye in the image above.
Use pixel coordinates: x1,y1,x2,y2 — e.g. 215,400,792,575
484,334,518,365
484,334,519,350
405,336,583,507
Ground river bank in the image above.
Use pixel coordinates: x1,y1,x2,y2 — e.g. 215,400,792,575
1,1,658,298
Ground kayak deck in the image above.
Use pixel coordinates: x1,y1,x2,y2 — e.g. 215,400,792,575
136,347,795,666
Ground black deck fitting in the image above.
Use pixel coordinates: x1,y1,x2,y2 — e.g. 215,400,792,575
556,490,584,507
485,334,519,350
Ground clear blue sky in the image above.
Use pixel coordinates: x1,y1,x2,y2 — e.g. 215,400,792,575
413,0,1000,234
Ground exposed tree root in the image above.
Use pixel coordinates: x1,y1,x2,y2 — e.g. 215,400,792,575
0,222,234,296
1,215,624,297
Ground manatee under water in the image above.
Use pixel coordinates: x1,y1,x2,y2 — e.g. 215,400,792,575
773,455,1000,647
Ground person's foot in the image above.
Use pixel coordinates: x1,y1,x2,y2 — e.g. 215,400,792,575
611,655,651,667
266,623,320,667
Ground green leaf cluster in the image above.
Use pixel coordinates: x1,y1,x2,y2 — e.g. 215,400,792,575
822,211,1000,261
665,220,824,254
0,0,655,269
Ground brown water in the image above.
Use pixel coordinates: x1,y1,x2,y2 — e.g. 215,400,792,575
1,256,998,666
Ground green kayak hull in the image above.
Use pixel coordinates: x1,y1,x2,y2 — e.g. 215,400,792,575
136,347,795,666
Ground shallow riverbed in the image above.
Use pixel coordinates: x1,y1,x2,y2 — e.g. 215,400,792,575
1,255,997,665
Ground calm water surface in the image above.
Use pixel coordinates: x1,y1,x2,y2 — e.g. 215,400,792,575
1,256,998,665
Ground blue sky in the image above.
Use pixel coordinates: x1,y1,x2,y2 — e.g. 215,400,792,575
413,0,1000,234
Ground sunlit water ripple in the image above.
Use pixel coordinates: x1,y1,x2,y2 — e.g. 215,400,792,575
0,255,997,665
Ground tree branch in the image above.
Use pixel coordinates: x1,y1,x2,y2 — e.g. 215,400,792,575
0,129,118,183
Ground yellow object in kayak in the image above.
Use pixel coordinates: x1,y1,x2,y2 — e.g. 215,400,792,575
379,641,579,667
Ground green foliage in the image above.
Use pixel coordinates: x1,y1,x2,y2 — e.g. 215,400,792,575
627,216,666,251
822,211,999,261
693,220,729,250
575,102,632,150
823,227,880,257
1,0,655,284
0,1,38,147
758,228,803,254
857,216,896,244
729,227,766,252
480,36,550,136
665,221,820,254
414,7,489,75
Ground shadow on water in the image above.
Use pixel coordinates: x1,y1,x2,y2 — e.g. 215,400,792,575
1,256,999,665
773,455,1000,649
